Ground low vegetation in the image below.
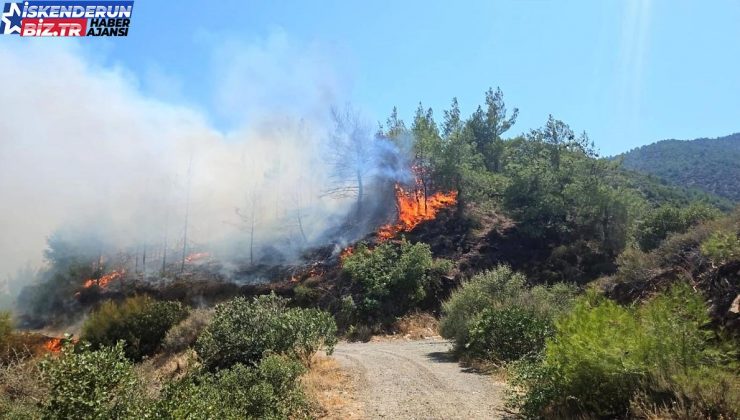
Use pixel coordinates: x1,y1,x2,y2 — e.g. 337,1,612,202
161,308,213,354
40,341,149,419
507,284,739,418
151,355,311,419
340,239,452,329
195,293,337,370
440,265,576,362
81,295,189,361
0,293,339,419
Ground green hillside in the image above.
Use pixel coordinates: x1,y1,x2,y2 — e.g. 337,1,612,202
618,133,740,202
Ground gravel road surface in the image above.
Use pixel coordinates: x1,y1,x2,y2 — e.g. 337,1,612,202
332,338,506,419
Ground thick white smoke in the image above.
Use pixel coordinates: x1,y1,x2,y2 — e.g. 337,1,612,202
0,35,398,293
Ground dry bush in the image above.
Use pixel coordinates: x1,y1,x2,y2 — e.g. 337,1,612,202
162,308,213,354
135,349,201,399
0,356,46,417
301,354,362,420
0,332,45,365
630,370,740,420
345,324,373,342
391,311,439,339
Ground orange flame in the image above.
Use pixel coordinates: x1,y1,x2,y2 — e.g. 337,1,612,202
44,337,63,353
308,265,323,277
185,252,210,263
82,269,124,289
340,246,354,261
378,185,457,240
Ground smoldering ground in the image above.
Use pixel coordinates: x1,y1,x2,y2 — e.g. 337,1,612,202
0,35,410,301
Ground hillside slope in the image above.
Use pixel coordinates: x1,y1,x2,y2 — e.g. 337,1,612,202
618,133,740,201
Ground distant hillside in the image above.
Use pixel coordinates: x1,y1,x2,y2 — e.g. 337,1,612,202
618,133,740,202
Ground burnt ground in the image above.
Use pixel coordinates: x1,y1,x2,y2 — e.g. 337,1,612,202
33,204,607,327
86,206,578,310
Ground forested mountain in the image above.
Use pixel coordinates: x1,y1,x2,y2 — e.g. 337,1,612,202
618,133,740,201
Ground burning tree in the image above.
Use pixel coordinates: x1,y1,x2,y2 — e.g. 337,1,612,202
377,185,457,240
411,104,444,214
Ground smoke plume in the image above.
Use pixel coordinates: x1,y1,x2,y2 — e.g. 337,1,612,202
0,35,406,292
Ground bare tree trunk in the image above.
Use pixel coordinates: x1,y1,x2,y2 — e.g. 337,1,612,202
181,157,193,273
356,169,364,221
142,246,147,281
161,236,167,275
161,175,171,275
296,208,308,245
249,212,255,265
134,245,139,274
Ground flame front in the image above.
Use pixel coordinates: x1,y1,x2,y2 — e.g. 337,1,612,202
82,269,124,289
378,185,457,239
44,337,63,353
340,246,354,261
185,252,210,263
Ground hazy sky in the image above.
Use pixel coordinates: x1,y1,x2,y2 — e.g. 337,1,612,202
13,0,740,155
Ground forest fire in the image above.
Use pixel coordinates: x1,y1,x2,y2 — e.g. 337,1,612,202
307,265,324,277
377,185,457,240
185,252,210,263
44,337,63,353
340,246,354,261
82,269,124,289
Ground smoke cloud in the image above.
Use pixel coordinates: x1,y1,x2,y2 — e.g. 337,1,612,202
0,34,403,290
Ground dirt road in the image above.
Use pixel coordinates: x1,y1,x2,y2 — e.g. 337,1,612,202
332,338,506,419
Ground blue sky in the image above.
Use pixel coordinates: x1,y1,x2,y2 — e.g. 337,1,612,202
72,1,740,155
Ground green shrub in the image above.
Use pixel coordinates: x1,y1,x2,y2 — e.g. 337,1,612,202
342,240,452,323
150,354,309,419
637,283,714,375
162,308,213,354
701,231,740,264
636,203,720,251
293,284,320,306
612,246,659,285
466,307,553,362
40,341,149,419
440,266,528,347
439,265,576,359
335,295,358,331
195,293,337,370
81,295,189,361
507,283,733,418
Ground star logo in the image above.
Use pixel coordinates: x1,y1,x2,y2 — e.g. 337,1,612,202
1,3,23,35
